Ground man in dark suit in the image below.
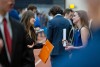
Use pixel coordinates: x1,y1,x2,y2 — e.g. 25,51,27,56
0,0,27,67
47,5,71,67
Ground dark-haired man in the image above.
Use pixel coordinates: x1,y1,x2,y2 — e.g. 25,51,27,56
47,5,71,67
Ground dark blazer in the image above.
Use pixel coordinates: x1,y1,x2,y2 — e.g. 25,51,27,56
0,17,26,67
47,15,71,55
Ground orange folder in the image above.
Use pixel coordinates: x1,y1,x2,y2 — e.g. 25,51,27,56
38,39,54,63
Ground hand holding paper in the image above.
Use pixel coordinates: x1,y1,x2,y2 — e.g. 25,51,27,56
38,40,54,63
63,29,67,47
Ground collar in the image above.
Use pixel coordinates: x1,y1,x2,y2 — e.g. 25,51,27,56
55,14,62,17
53,14,62,18
0,12,9,24
0,15,3,24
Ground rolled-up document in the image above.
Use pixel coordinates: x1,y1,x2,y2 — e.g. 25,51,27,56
63,29,66,47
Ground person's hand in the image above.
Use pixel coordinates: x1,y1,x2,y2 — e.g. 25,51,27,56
65,45,74,51
41,37,46,44
37,37,46,44
0,64,3,67
62,39,69,44
27,42,34,48
0,39,3,52
35,27,40,32
62,40,71,46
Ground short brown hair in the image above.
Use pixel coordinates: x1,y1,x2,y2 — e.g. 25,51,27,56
64,8,73,15
27,4,37,11
49,5,63,16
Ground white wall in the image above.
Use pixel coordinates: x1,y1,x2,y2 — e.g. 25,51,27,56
65,0,87,11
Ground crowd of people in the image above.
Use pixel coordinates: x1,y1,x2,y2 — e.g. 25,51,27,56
0,0,100,67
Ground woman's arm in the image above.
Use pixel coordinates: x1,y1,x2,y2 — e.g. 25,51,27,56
81,27,89,47
65,27,89,50
27,38,46,49
33,43,43,49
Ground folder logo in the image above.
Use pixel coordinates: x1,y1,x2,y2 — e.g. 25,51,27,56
38,40,54,63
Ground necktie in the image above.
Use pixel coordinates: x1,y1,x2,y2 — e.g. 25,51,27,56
3,18,12,55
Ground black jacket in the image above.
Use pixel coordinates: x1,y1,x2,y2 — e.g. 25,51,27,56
22,26,43,67
0,17,26,67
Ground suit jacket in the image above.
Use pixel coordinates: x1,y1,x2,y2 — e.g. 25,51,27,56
0,16,26,67
47,15,71,55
